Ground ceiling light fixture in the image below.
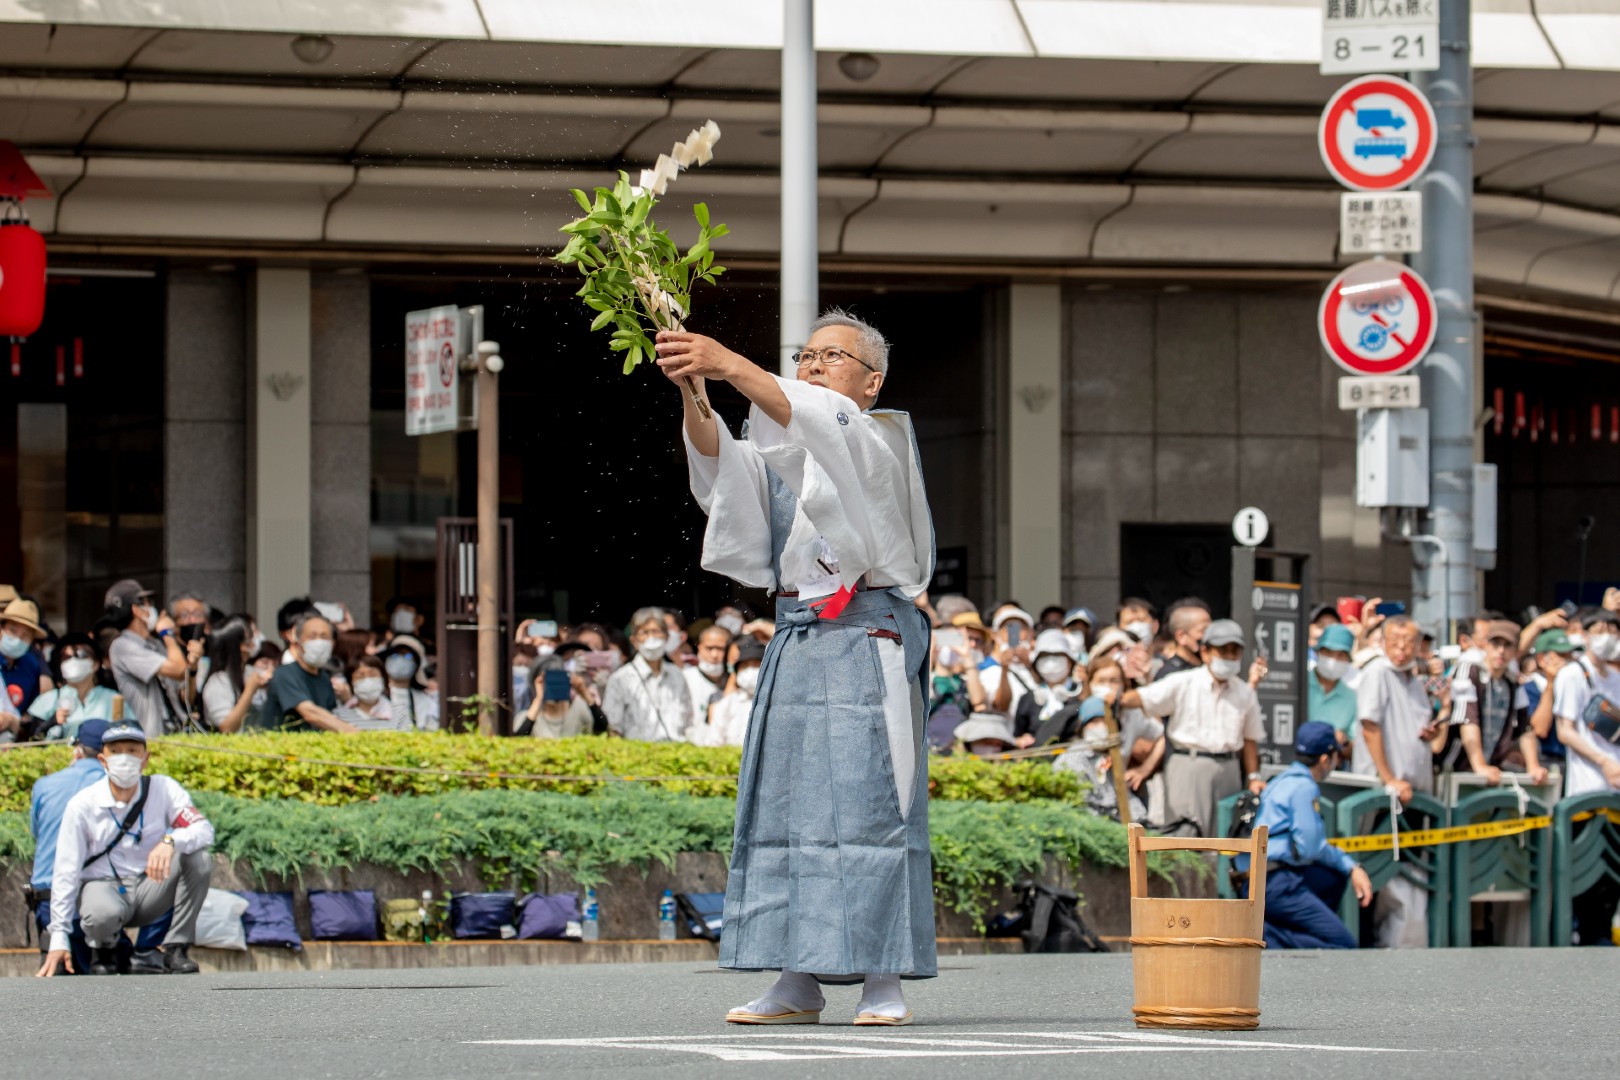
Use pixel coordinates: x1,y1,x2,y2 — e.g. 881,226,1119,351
837,52,881,81
291,34,336,64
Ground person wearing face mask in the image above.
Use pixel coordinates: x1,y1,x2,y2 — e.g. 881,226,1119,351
1350,615,1442,949
1061,607,1095,664
1116,597,1159,653
662,609,693,666
38,725,215,977
251,613,357,733
338,655,395,727
383,597,425,645
1153,601,1211,682
1307,624,1359,748
714,605,749,639
601,607,694,742
104,580,198,740
684,624,735,726
39,722,214,977
28,634,117,742
378,635,440,731
1053,695,1165,824
1012,630,1084,748
1121,619,1265,838
689,635,765,747
0,595,53,715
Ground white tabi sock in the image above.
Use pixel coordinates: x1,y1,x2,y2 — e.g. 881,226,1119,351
856,973,908,1019
733,969,825,1016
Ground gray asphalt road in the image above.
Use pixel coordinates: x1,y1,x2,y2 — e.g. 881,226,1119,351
8,950,1612,1079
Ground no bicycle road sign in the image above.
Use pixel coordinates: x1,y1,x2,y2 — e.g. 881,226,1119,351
1318,259,1437,377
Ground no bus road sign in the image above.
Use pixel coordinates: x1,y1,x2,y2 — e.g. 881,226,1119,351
1318,74,1437,192
1319,260,1438,377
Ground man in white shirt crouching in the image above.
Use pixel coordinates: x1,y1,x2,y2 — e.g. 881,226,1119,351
37,721,215,977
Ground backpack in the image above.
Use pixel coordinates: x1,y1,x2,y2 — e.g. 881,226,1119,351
1010,880,1109,954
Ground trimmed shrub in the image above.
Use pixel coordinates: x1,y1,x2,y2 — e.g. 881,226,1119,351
0,733,1081,813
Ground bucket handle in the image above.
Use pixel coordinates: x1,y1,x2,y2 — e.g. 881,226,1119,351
1127,823,1269,904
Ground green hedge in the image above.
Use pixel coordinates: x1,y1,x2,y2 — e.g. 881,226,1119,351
0,733,1081,814
0,790,1200,923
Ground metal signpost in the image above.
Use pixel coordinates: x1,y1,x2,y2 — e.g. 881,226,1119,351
1231,547,1308,767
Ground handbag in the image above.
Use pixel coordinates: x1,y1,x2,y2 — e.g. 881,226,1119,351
1011,880,1109,954
308,890,379,941
237,890,302,950
449,891,516,939
1581,692,1620,744
516,892,580,940
674,891,725,941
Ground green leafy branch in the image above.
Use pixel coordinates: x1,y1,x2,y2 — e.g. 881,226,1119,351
555,122,729,421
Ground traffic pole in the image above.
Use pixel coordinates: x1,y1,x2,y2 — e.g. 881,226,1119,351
779,0,817,376
1408,0,1476,642
475,340,503,735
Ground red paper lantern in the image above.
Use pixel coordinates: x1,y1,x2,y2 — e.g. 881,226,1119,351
0,215,46,338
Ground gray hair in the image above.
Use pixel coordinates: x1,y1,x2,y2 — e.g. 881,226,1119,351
934,594,978,624
809,307,889,375
629,606,667,634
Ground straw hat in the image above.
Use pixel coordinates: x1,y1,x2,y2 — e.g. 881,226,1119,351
0,597,44,636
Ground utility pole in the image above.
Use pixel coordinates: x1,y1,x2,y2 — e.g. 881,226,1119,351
1409,0,1476,642
474,338,504,735
779,0,817,376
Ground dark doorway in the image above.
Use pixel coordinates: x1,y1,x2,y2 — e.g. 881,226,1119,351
1119,523,1233,619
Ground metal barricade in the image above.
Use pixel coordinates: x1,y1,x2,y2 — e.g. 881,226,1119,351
1448,788,1553,948
1550,791,1620,947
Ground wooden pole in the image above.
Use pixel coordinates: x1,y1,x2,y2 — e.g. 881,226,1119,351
1106,703,1132,827
475,353,500,736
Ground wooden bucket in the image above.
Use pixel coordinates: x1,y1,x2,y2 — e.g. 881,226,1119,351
1127,822,1269,1030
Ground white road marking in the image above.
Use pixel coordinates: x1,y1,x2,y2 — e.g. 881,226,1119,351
469,1028,1411,1063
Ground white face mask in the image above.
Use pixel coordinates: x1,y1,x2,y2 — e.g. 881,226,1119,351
104,753,143,787
638,636,668,661
390,609,417,634
716,614,745,636
1035,656,1072,684
1590,634,1620,662
1208,657,1242,682
664,632,685,658
60,657,95,684
1093,683,1117,703
1315,656,1350,682
0,632,29,660
1064,631,1087,657
301,638,334,667
354,676,385,702
1125,620,1153,643
735,666,760,693
385,653,418,682
698,659,725,679
535,644,555,661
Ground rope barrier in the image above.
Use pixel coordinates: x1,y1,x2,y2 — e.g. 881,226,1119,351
153,739,739,785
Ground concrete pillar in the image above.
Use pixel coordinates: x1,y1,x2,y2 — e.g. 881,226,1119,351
1005,283,1064,607
309,273,372,622
246,267,312,624
165,270,246,613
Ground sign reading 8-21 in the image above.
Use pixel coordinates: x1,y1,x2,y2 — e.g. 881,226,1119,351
1321,0,1439,77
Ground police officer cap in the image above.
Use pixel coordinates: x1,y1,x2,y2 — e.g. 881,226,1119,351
101,721,147,747
72,719,111,752
1294,721,1339,759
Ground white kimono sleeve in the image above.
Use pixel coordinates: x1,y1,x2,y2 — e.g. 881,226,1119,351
747,376,933,598
683,413,776,590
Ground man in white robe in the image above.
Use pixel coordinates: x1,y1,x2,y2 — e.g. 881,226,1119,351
656,308,935,1026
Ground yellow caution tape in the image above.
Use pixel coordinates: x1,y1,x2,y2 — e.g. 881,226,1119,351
1327,807,1620,854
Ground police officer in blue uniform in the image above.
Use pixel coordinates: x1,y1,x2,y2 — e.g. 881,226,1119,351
1236,721,1373,949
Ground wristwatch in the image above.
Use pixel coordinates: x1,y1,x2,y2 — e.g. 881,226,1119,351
156,628,173,639
1246,771,1263,782
160,835,175,847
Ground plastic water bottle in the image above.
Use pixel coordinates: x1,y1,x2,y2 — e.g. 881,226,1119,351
659,889,677,941
420,890,433,944
583,888,600,942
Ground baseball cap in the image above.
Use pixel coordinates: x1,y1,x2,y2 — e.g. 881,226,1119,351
734,635,766,666
1317,624,1355,654
103,579,154,619
991,605,1035,631
1294,720,1340,758
1033,629,1075,659
1204,619,1246,648
1078,696,1107,723
1485,620,1521,645
73,719,111,752
1063,607,1096,628
1533,629,1576,655
100,721,147,747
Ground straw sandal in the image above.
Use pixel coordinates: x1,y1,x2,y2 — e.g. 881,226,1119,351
852,1011,913,1027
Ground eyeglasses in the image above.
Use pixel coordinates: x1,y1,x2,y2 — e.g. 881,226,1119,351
791,347,877,373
